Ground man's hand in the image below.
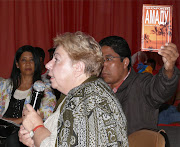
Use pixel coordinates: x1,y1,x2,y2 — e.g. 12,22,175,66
158,43,179,78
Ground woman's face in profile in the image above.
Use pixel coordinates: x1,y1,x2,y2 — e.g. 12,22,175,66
16,51,35,77
46,46,75,95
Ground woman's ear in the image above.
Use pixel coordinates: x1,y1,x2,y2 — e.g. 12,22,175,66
123,58,130,69
16,62,19,68
73,61,85,77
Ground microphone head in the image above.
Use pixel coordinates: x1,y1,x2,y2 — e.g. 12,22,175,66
33,80,45,92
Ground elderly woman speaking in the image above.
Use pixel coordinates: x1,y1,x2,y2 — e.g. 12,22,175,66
19,32,128,147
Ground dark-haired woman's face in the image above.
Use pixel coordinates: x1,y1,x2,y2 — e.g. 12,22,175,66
16,51,35,77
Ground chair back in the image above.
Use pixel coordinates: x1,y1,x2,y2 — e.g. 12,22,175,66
128,129,165,147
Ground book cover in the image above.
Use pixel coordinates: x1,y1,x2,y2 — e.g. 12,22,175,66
0,118,20,138
141,4,172,52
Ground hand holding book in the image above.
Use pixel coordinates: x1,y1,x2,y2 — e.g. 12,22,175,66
158,43,179,78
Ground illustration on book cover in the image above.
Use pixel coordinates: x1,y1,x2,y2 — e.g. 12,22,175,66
141,4,172,52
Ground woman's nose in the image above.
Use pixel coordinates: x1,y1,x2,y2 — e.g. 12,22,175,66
45,59,53,70
25,60,31,65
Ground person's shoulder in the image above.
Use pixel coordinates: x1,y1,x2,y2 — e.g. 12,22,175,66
127,69,154,87
0,78,12,90
84,78,119,103
0,78,11,84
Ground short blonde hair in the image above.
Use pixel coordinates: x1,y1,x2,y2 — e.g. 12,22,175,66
54,31,103,77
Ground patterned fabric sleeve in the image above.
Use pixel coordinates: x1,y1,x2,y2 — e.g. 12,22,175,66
39,83,56,121
0,79,11,117
0,79,5,117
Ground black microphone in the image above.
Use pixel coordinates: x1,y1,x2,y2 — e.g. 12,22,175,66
30,80,45,111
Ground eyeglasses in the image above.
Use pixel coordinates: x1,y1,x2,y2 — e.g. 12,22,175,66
104,55,122,62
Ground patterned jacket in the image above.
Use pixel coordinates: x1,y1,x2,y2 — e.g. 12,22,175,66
55,77,128,146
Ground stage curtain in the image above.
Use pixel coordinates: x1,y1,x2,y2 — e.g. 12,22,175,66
0,0,179,78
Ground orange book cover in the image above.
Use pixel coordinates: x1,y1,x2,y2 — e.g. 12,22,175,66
141,4,172,52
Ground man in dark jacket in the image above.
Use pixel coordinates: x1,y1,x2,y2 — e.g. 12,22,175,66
99,36,179,136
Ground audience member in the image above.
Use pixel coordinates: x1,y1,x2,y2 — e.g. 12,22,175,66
35,47,50,83
131,51,148,72
137,62,153,74
0,45,56,146
99,36,179,137
19,32,128,147
35,47,46,74
136,58,159,75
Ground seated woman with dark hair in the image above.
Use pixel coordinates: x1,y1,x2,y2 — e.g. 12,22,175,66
0,45,56,146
